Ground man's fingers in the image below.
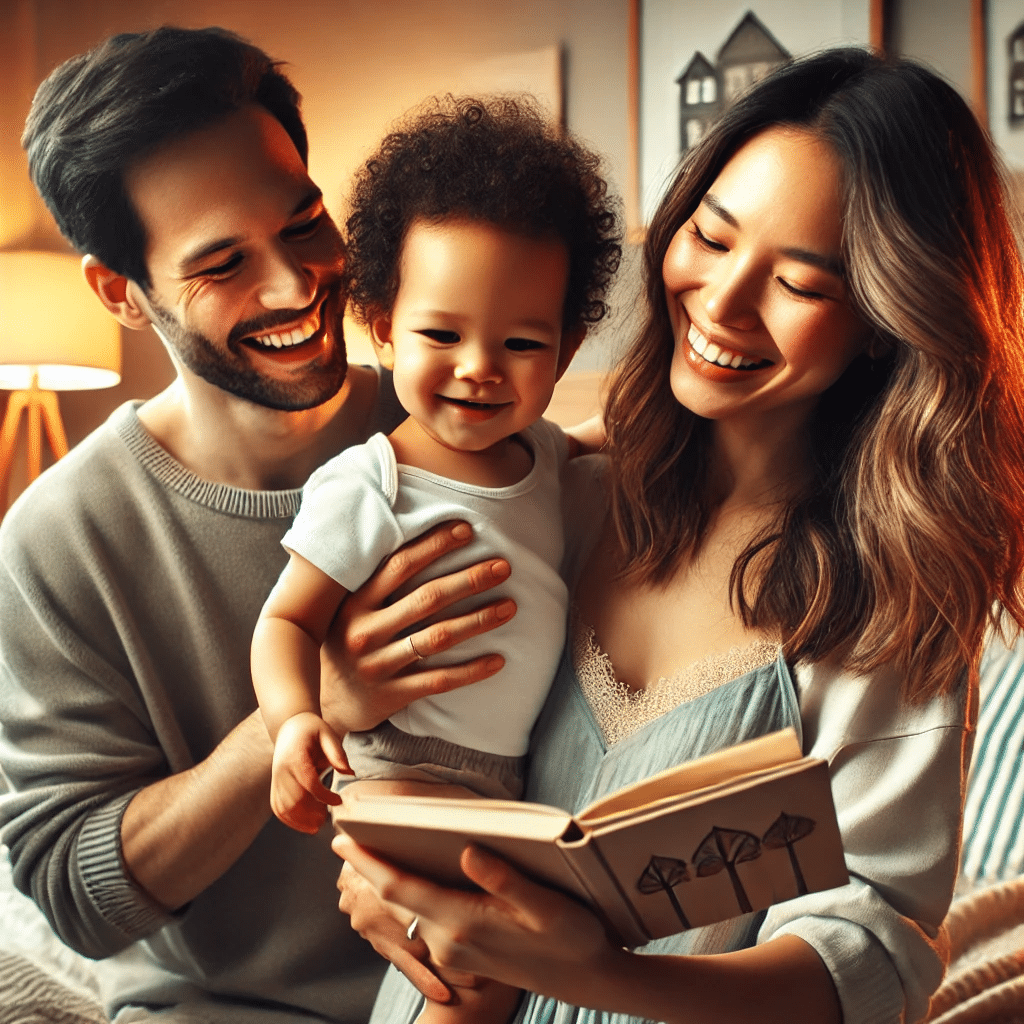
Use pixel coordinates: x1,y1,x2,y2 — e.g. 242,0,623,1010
378,657,507,710
406,597,516,661
399,559,513,624
344,563,513,665
352,522,475,609
361,600,514,682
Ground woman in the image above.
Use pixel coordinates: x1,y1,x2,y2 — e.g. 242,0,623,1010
333,48,1024,1024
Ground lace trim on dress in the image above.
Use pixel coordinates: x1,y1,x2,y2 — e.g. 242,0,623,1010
573,620,782,745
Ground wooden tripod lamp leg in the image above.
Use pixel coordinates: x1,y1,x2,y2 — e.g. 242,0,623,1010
39,389,69,462
0,393,29,510
26,392,42,482
0,386,70,510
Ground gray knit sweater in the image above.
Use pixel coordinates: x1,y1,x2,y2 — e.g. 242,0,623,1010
0,373,404,1022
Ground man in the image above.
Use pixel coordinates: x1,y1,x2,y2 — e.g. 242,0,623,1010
0,26,508,1022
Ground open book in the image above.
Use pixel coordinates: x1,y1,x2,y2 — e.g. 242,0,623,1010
335,728,848,948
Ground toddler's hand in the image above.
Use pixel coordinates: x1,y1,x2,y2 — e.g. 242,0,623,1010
271,712,351,834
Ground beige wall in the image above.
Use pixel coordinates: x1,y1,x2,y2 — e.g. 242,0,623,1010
0,0,633,492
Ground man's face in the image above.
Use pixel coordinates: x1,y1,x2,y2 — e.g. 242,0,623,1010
125,104,347,411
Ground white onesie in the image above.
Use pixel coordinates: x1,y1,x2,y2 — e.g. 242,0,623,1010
281,419,570,796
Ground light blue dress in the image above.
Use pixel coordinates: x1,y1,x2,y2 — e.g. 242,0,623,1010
369,643,801,1024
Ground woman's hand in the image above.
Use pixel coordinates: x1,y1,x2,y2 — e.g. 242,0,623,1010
320,521,516,733
332,778,486,1003
335,856,459,1003
334,833,843,1024
333,833,626,1010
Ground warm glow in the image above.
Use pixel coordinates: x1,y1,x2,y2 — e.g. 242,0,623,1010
0,251,121,390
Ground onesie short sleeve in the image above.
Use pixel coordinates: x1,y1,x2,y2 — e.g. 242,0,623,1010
281,434,405,591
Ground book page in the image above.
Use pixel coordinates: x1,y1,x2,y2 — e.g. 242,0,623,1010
337,791,570,840
577,728,802,823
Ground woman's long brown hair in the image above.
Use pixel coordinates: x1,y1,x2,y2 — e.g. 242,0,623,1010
606,48,1024,701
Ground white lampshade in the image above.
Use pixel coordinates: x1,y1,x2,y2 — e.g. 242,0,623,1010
0,251,121,390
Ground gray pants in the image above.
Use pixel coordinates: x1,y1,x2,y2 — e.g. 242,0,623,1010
341,720,525,800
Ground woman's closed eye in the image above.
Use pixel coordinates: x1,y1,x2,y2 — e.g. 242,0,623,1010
692,222,728,252
777,277,828,301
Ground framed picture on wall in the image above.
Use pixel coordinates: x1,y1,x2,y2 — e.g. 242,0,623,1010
637,0,875,226
986,0,1024,171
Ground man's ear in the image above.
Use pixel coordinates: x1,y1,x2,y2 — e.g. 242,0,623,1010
81,255,153,331
368,313,396,370
555,324,587,381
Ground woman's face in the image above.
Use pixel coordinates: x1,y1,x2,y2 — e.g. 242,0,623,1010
663,126,872,431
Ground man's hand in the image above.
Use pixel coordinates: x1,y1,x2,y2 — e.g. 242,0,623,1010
320,521,516,733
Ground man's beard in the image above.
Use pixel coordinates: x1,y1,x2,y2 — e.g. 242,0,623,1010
147,291,348,412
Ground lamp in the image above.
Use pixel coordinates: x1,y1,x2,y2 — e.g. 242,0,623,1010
0,252,121,499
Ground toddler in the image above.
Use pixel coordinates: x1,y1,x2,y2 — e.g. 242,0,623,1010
251,95,620,1023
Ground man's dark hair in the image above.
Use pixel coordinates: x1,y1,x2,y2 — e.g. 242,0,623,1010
22,25,307,289
345,95,622,332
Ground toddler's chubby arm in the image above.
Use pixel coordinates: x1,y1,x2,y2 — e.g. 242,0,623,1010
252,552,352,834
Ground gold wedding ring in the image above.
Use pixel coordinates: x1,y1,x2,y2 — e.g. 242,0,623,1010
406,634,424,661
406,916,419,941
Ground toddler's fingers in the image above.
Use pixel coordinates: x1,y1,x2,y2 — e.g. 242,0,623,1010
321,728,353,777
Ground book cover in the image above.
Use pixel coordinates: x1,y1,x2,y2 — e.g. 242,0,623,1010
335,728,849,946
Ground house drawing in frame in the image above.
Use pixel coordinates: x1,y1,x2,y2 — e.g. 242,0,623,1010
676,11,790,152
1009,20,1024,124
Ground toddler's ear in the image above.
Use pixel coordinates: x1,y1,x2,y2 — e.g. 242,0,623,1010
368,315,396,370
555,324,588,380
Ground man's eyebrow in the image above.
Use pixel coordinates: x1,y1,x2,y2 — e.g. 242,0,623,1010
700,192,844,278
177,187,325,273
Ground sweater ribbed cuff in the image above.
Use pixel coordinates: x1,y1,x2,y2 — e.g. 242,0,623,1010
77,793,175,941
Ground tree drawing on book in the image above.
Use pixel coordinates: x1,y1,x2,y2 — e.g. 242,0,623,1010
693,827,762,914
762,811,816,895
637,854,691,929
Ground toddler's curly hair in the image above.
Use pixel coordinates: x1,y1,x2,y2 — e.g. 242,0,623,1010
345,95,622,331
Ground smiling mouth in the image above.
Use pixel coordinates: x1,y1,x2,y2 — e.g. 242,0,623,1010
243,300,325,351
440,396,511,411
688,324,771,370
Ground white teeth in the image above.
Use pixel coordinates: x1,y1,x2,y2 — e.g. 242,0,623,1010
687,321,761,370
253,312,320,349
687,323,708,355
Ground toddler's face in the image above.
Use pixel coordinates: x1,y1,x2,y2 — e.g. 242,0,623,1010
373,218,573,455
